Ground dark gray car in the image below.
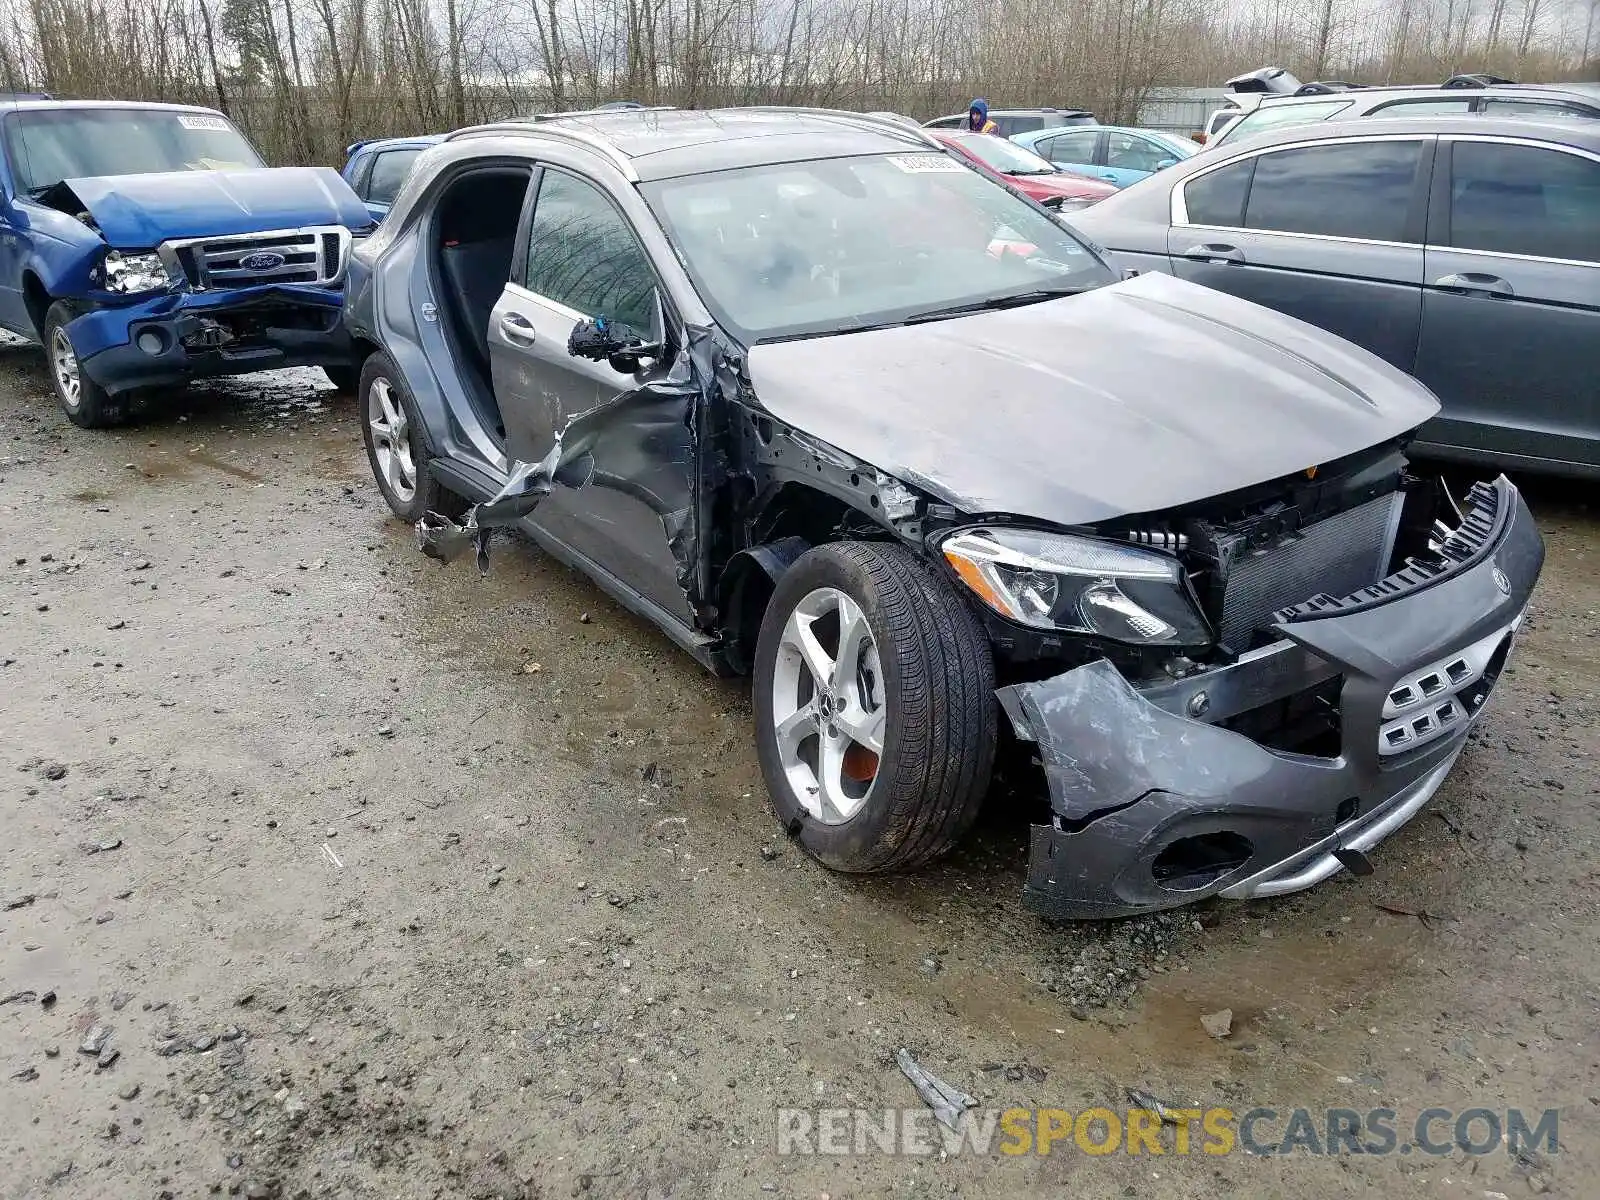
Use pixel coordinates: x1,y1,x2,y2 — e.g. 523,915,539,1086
1070,115,1600,479
343,107,1542,918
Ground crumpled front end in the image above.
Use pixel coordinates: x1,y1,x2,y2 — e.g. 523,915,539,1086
999,476,1543,920
71,284,350,395
59,221,355,395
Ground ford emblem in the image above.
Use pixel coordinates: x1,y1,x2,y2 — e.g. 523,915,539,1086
239,251,286,270
1492,566,1511,596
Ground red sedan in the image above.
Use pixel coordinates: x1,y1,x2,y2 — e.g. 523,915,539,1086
932,131,1115,209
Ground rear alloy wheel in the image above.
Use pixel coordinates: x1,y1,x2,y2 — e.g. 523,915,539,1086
358,351,461,523
44,302,125,429
753,541,996,873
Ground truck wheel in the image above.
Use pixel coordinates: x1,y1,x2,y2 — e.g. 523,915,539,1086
753,541,997,873
322,365,359,393
359,351,461,522
44,302,126,429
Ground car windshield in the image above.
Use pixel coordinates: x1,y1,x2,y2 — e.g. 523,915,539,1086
5,108,264,194
945,132,1058,175
642,152,1115,343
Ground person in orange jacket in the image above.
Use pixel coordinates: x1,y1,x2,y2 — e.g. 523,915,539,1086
965,98,998,134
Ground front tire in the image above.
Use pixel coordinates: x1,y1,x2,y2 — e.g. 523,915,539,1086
753,541,997,873
44,302,126,429
358,351,461,522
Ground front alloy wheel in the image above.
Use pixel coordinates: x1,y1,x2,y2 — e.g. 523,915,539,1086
770,587,888,825
753,541,996,873
42,301,124,429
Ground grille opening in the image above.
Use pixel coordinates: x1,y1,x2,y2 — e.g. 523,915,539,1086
1335,797,1359,824
1152,832,1254,891
1218,675,1343,757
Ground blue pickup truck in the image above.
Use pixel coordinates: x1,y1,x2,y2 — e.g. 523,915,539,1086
0,98,372,427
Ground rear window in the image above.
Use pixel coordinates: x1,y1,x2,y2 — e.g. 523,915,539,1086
994,115,1046,136
1216,100,1353,145
367,148,424,205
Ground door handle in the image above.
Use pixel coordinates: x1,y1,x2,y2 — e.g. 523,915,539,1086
1432,272,1514,298
498,312,537,344
1181,243,1245,264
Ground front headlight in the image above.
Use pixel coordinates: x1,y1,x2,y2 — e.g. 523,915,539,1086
99,251,173,295
937,527,1212,646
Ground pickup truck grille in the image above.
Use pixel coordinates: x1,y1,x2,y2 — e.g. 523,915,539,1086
163,226,350,290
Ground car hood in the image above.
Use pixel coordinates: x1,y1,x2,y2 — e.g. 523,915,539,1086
744,271,1441,526
63,168,370,248
1013,171,1116,201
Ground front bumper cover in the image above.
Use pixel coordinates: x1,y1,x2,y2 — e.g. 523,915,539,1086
998,476,1543,920
70,284,350,395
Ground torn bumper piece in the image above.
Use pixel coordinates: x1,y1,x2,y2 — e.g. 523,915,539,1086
998,476,1543,920
70,284,350,395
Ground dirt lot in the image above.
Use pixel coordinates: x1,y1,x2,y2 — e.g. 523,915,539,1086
1,338,1597,1200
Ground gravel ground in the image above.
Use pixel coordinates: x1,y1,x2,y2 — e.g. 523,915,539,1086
1,337,1597,1200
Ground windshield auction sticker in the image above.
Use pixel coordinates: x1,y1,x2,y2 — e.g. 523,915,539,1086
177,114,232,132
887,155,966,173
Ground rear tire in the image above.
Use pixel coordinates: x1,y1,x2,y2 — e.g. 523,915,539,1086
44,302,126,429
358,351,462,523
753,541,997,873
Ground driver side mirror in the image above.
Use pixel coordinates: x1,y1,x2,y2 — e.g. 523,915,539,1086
566,292,665,374
1156,158,1179,170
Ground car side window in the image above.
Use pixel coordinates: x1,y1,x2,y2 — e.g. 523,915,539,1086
1039,130,1099,163
1447,141,1600,263
1243,140,1423,242
1106,133,1170,173
1182,159,1254,226
368,149,422,207
1219,99,1353,144
524,170,659,335
1479,98,1588,121
925,117,962,130
1369,97,1474,116
997,116,1045,136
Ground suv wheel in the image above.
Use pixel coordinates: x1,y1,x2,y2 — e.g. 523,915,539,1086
44,302,125,429
359,351,461,521
753,541,996,873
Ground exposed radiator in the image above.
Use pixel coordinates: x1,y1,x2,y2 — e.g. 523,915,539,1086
1218,491,1403,648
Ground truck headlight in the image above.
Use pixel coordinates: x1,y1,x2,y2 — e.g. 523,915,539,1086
100,251,173,295
937,527,1212,646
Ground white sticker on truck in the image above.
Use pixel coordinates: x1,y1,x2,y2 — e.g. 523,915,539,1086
177,113,232,132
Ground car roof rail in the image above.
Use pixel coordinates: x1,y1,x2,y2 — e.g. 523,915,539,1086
737,106,944,148
1443,73,1517,88
443,120,641,181
526,104,676,121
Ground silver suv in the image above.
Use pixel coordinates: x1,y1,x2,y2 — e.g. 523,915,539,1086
1209,81,1600,150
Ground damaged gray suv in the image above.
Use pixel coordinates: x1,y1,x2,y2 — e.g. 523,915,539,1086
344,108,1544,919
